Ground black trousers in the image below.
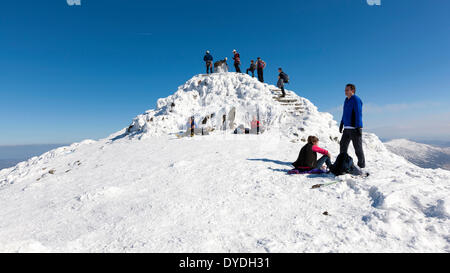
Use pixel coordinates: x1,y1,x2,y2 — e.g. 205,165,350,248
246,68,255,77
234,63,241,73
257,68,264,82
277,79,286,96
340,129,366,168
206,62,213,74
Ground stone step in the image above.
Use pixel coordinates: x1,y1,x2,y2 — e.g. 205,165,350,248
284,104,304,107
272,93,294,97
273,93,293,96
273,97,295,100
276,99,298,103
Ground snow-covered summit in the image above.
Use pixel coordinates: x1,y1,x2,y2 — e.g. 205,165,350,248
0,73,449,252
126,73,341,145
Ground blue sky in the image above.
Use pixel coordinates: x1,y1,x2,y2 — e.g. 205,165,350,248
1,0,449,145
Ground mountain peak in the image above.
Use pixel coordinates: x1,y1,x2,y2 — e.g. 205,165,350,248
125,73,341,145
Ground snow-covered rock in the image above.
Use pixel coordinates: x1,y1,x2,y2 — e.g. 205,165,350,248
126,73,341,145
385,139,450,170
0,73,449,253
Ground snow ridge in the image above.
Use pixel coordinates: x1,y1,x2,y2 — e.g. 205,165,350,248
385,139,450,170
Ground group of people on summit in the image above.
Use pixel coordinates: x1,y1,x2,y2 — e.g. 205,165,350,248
202,50,366,175
203,50,289,97
203,51,266,82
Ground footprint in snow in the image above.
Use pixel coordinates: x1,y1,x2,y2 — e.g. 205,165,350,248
170,161,191,168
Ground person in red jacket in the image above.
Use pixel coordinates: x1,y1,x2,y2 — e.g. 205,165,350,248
256,57,266,82
250,116,260,134
292,136,332,171
232,49,241,73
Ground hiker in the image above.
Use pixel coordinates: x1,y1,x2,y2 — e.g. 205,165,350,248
292,136,332,171
214,58,229,73
277,68,289,97
250,116,260,134
246,60,256,77
256,57,266,82
339,84,366,168
232,49,241,73
203,51,213,74
187,116,197,137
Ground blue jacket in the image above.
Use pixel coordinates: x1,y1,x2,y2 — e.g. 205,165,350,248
341,95,363,128
203,54,213,62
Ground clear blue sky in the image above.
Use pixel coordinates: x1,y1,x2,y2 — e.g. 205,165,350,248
1,0,449,145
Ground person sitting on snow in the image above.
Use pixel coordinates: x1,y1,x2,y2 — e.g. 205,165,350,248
292,136,332,171
214,58,229,73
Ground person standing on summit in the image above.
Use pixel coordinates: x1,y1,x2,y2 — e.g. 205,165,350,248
339,84,366,168
203,50,213,74
246,60,256,77
256,57,266,83
232,50,241,73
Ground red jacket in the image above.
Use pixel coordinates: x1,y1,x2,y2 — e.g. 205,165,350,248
257,60,266,69
233,53,241,65
251,120,260,129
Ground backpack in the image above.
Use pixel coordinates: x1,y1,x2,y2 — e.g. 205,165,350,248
258,60,266,69
281,72,289,83
330,153,354,176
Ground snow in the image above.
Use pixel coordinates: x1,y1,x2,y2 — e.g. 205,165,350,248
126,73,340,145
0,73,449,252
385,139,450,170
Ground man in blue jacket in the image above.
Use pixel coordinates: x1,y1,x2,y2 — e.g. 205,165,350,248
203,51,213,74
339,84,366,168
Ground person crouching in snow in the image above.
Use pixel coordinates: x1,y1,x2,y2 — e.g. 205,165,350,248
292,136,332,171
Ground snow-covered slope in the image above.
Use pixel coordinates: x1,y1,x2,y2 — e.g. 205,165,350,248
126,73,340,144
0,73,449,253
385,139,450,171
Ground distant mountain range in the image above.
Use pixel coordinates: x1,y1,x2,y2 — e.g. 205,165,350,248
0,159,23,170
384,139,450,170
0,144,68,170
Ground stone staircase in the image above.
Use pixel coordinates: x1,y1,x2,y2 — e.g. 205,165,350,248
270,88,305,116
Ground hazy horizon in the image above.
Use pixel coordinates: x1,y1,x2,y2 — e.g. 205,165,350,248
1,139,450,171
